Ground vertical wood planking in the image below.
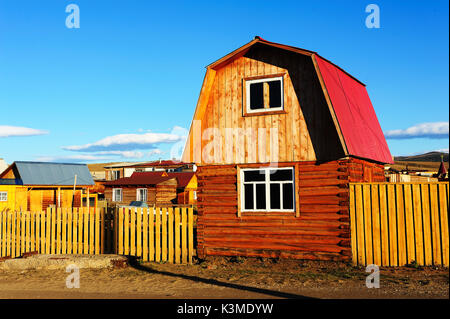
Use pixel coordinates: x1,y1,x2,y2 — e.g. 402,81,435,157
118,208,124,255
363,184,373,265
130,208,136,256
62,208,67,254
168,207,174,263
371,185,381,266
387,184,397,266
89,207,95,254
67,209,72,254
412,184,424,265
78,207,83,254
124,208,129,255
73,208,78,254
438,183,449,266
355,185,365,265
155,207,161,262
420,184,432,265
51,207,56,254
379,184,389,266
136,208,142,258
149,207,155,261
161,207,167,262
429,184,442,265
95,208,100,255
142,207,148,261
188,207,194,264
174,208,181,264
395,184,407,266
181,208,187,264
403,184,415,263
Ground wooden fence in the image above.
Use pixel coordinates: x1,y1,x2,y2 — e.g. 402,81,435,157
0,206,195,264
350,182,449,267
0,207,115,258
115,207,195,264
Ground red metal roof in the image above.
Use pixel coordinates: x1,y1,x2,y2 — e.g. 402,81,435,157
104,172,194,188
315,56,393,164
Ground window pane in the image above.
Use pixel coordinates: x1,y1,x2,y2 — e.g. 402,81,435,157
244,184,254,210
270,184,280,209
269,169,293,181
244,170,265,182
268,80,281,108
249,82,264,110
255,184,266,209
282,183,294,209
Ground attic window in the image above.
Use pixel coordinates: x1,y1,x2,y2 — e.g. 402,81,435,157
245,75,284,114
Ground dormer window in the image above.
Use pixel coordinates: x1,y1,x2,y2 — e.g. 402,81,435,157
244,74,284,114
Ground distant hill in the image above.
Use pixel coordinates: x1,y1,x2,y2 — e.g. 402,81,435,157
390,152,448,172
394,151,449,163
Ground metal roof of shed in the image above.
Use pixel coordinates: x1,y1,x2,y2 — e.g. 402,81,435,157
9,161,94,186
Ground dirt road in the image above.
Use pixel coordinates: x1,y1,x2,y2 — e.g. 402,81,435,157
0,257,447,299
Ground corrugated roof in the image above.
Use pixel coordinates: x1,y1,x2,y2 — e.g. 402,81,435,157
104,172,194,187
13,161,94,186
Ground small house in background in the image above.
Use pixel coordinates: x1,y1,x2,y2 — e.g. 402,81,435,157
104,160,194,181
0,161,94,212
104,171,196,206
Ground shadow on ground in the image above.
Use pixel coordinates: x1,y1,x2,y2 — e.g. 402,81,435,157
127,257,314,299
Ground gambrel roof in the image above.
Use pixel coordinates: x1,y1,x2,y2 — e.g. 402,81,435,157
182,37,392,164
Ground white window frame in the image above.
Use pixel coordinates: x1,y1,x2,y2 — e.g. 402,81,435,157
112,188,122,202
240,167,295,212
111,170,120,180
0,191,7,202
245,76,284,114
136,188,148,202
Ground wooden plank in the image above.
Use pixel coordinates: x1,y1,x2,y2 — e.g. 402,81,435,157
161,207,167,262
355,185,365,265
83,207,89,254
100,208,105,254
13,212,17,258
387,184,397,266
188,207,194,264
379,184,389,266
412,184,424,265
95,208,100,255
182,207,187,264
371,184,381,266
118,208,124,255
149,207,155,261
72,208,78,254
130,207,136,256
35,211,40,253
67,209,72,254
61,208,66,254
175,207,181,264
349,184,357,265
168,207,174,263
1,211,6,257
142,207,148,261
403,184,416,264
421,184,432,265
429,184,442,265
155,207,161,262
89,207,95,254
396,184,407,266
51,207,56,255
363,184,373,265
78,207,83,254
438,183,449,266
30,211,35,252
21,211,25,254
124,208,130,255
136,207,142,257
46,207,51,254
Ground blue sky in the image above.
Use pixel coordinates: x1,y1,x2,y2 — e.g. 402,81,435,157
0,0,448,164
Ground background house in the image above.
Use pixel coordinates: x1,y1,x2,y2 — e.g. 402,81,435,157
0,161,94,212
182,37,391,261
104,171,196,206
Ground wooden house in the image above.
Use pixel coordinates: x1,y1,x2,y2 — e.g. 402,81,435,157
104,171,196,206
0,161,94,212
104,160,194,181
182,37,392,261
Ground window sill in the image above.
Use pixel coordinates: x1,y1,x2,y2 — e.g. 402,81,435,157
242,110,287,117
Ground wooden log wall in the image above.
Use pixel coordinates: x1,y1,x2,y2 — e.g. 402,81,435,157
196,157,386,261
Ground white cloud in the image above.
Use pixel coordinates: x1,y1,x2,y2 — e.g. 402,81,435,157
94,151,145,158
385,122,449,139
0,125,48,138
62,132,184,152
35,154,112,163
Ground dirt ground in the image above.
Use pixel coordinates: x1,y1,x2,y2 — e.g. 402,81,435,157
0,256,448,299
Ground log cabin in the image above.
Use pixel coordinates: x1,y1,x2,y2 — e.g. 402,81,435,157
0,161,94,212
182,37,392,261
104,171,196,206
